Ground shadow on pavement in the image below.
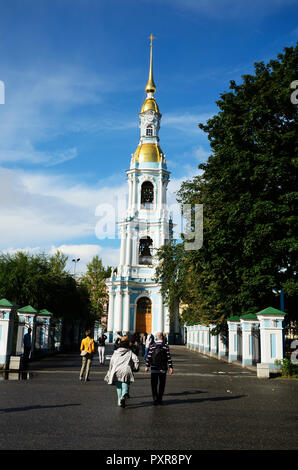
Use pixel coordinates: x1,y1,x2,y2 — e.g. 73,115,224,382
126,394,247,409
0,403,81,413
166,390,206,397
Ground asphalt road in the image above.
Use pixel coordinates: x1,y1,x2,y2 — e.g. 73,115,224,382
0,345,297,451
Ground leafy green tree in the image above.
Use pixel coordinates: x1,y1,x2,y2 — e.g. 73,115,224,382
80,255,111,320
156,45,298,328
49,250,68,275
0,251,93,325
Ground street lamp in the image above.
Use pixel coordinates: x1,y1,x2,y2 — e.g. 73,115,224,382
272,288,285,312
72,258,80,277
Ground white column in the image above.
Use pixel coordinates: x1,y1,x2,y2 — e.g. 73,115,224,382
132,234,137,266
54,319,63,351
161,176,165,207
240,319,260,367
192,326,198,351
203,326,209,352
164,178,168,206
123,291,130,333
0,308,14,368
209,325,218,357
114,291,123,332
42,317,51,351
128,176,133,208
228,319,240,362
120,231,126,266
257,312,285,369
158,174,163,211
126,231,132,266
198,325,203,350
16,314,35,356
132,174,137,214
218,332,228,358
107,291,114,333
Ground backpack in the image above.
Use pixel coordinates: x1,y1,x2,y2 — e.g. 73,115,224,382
151,344,167,369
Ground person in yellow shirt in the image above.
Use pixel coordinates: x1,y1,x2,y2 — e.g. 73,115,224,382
79,330,95,382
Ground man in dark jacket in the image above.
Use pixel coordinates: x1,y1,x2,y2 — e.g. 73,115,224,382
145,332,173,405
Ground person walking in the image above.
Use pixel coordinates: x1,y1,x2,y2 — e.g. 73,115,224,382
23,327,32,370
79,330,95,382
145,332,173,405
104,336,139,408
114,331,122,350
140,333,146,357
144,333,154,361
98,332,107,365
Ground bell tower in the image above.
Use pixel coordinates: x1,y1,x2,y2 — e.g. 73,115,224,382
106,36,179,343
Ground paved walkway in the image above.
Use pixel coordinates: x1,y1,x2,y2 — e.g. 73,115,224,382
0,345,297,450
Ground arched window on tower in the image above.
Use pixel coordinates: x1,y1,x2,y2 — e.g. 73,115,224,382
141,181,154,209
139,236,153,265
146,125,153,136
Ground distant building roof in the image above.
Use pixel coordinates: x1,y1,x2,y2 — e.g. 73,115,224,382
255,306,286,316
18,305,38,313
0,298,14,307
39,309,53,316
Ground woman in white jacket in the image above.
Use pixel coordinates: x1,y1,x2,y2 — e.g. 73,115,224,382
105,336,139,407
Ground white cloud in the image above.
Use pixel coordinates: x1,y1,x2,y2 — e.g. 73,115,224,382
49,243,119,273
2,243,120,275
162,112,212,135
2,246,42,255
49,243,102,260
0,166,128,247
0,65,111,166
0,161,201,249
0,159,201,271
194,145,211,160
0,146,78,166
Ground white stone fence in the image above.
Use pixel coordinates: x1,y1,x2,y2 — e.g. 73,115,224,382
0,299,62,370
0,297,107,370
186,307,287,376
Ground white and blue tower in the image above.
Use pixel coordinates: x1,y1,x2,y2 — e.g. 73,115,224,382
106,36,179,343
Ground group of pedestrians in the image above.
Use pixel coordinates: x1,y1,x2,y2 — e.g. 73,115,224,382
79,329,173,408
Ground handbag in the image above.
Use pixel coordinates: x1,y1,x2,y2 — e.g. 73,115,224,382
80,339,92,357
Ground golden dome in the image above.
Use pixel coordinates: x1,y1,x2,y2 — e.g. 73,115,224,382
133,143,164,163
141,97,160,114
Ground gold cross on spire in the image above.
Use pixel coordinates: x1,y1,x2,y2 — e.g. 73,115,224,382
149,34,155,47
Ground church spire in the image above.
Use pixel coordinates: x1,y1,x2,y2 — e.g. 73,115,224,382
145,34,156,95
132,34,165,166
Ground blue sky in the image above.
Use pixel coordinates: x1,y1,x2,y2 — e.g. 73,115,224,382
0,0,297,274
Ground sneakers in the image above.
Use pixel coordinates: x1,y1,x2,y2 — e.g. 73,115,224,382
153,396,158,405
153,396,163,405
120,397,126,408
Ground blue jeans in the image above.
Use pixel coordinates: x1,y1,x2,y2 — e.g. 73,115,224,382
144,347,149,361
115,381,130,405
